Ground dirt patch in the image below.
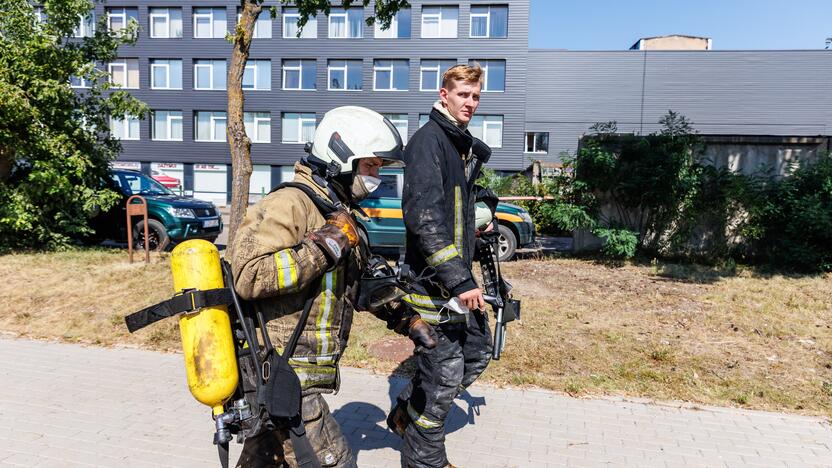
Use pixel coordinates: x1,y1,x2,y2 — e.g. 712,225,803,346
366,336,414,363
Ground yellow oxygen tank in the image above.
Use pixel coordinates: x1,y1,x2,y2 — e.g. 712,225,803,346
171,239,239,416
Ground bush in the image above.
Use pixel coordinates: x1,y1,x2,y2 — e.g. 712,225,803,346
753,153,832,272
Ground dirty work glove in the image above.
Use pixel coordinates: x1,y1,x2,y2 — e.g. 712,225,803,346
391,314,437,350
408,316,438,350
306,224,350,269
326,209,359,248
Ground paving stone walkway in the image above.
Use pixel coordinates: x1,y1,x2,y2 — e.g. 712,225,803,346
0,337,829,467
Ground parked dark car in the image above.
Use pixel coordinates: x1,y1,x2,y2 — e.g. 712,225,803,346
357,170,535,261
89,169,223,250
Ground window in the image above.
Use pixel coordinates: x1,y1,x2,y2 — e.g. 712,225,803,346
328,7,363,38
374,8,411,38
108,59,139,89
421,6,457,38
107,8,138,37
70,76,92,88
470,5,508,38
469,116,503,148
327,60,362,91
420,59,457,91
73,13,95,38
195,111,227,142
244,112,271,143
237,9,272,39
149,8,183,38
282,60,316,90
282,113,316,144
111,115,140,140
194,60,227,90
418,114,430,128
243,60,271,90
152,111,183,141
193,8,227,38
283,8,317,38
34,7,47,24
150,59,183,89
382,114,409,144
472,59,505,92
525,132,549,153
373,60,408,91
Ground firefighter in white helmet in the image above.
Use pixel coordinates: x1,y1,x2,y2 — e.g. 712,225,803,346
229,106,434,467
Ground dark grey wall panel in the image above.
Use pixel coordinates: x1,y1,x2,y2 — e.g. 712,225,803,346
642,51,832,132
526,50,832,162
103,0,530,170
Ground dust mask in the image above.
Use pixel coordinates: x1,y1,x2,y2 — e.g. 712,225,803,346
359,175,381,193
350,174,381,202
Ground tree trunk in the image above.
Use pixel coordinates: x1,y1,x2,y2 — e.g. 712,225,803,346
226,1,262,246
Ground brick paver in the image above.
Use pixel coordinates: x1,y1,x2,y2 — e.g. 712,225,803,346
0,337,829,467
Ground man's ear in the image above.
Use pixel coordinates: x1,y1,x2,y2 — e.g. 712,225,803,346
439,87,449,106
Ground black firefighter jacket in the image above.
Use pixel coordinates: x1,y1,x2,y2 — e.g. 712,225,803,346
402,107,485,325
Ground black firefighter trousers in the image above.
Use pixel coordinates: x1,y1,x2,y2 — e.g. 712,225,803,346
396,311,493,468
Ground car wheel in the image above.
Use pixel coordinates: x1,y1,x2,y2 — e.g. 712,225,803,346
497,224,517,262
133,219,170,252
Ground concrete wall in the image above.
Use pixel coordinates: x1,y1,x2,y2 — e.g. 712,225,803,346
701,135,830,178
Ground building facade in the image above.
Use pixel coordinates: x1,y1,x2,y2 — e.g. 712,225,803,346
525,49,832,161
71,2,832,205
81,0,529,204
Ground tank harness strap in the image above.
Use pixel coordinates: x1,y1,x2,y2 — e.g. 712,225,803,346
124,288,233,333
269,182,339,216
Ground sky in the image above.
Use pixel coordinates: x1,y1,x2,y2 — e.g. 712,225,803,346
529,0,832,51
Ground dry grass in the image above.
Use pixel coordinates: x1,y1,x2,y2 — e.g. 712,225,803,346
2,248,831,417
0,248,179,350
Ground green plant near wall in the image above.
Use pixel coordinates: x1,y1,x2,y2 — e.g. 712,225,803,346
573,112,707,257
753,152,832,272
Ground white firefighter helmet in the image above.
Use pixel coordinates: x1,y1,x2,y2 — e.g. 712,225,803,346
307,106,404,176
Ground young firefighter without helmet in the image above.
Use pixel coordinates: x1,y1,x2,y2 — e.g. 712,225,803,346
229,106,405,467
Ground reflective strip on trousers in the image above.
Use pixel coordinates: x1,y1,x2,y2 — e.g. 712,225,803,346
292,364,337,388
407,402,442,429
454,186,463,251
289,354,337,366
316,270,337,358
274,249,299,291
426,244,460,267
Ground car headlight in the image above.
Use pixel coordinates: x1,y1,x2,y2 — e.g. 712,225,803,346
519,211,533,224
167,207,196,219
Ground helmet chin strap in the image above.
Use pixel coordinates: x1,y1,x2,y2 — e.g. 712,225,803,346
300,156,348,209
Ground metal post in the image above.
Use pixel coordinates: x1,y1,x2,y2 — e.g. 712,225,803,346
126,195,149,264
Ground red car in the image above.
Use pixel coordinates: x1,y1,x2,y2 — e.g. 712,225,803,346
151,170,181,189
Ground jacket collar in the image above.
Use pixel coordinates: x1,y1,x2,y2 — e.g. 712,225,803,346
293,162,334,200
429,106,474,156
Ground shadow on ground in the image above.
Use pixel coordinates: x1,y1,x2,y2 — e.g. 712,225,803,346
331,352,489,465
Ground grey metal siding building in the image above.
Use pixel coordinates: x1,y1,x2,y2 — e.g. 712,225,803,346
525,49,832,160
98,0,529,202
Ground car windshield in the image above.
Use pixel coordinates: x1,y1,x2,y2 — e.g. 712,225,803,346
113,172,174,196
366,174,400,199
